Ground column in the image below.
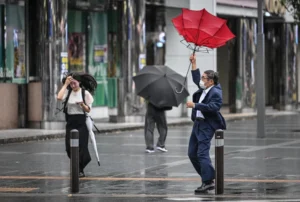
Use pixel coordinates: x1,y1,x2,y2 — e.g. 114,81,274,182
108,0,146,122
37,0,68,129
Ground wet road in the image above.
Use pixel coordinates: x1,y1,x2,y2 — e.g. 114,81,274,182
1,115,300,201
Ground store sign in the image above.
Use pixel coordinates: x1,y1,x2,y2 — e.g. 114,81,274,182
6,0,18,4
94,45,107,64
139,54,146,70
69,0,104,11
265,0,286,15
6,0,24,5
76,1,90,7
60,52,68,80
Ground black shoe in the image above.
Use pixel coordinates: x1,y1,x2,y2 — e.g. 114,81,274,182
145,147,155,153
79,172,85,178
194,181,215,193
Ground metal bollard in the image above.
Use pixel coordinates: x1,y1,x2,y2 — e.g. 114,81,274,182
70,129,79,193
215,129,224,195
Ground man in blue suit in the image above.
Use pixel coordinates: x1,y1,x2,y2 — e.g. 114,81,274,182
186,54,226,194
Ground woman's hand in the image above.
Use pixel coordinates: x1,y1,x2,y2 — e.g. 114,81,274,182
77,102,90,113
64,76,73,86
57,76,72,100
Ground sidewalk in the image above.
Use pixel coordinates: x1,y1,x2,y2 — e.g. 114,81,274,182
0,110,297,144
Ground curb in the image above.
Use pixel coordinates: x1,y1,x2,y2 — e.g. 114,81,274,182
0,132,66,145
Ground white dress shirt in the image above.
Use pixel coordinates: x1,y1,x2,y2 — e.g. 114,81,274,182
196,85,213,119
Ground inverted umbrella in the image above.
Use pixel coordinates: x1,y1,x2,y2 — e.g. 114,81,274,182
171,8,235,93
172,8,235,51
86,116,100,166
133,65,189,108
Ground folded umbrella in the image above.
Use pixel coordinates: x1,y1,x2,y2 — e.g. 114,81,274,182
133,65,189,108
86,116,100,166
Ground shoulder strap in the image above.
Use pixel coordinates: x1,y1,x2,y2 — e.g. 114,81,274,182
81,88,88,115
81,88,86,105
63,89,72,113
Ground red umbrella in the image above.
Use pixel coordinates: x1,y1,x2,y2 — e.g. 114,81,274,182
171,8,235,93
172,8,235,51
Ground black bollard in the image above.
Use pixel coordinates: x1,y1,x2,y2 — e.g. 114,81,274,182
215,129,224,195
70,129,79,193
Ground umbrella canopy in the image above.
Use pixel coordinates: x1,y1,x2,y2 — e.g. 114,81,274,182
86,117,100,166
172,8,235,50
133,65,189,107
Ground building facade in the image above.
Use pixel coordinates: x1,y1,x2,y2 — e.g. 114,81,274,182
146,0,217,118
0,0,145,129
0,0,218,129
216,0,298,113
5,0,297,129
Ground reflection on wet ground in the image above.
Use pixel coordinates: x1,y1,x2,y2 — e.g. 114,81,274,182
1,115,300,201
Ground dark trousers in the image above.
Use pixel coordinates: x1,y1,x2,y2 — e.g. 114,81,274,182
188,120,215,183
144,103,168,150
65,114,91,172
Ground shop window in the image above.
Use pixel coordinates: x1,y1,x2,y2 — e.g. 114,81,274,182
68,9,108,106
87,12,108,106
146,4,166,65
68,10,86,72
0,3,26,83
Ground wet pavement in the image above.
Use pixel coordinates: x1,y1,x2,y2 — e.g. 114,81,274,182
1,114,300,201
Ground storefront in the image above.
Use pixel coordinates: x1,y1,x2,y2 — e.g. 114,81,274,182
0,0,27,129
67,1,111,108
217,0,298,113
0,1,26,83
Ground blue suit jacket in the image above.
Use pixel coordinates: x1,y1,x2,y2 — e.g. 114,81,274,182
191,69,226,130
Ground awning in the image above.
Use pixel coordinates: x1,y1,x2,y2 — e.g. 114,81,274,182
217,0,257,9
217,0,257,17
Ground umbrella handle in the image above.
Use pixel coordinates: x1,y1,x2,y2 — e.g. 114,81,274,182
175,48,197,94
175,86,185,94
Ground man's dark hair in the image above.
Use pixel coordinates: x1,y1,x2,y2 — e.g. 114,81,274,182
204,70,219,85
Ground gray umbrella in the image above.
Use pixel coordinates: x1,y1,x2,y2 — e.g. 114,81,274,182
133,65,189,108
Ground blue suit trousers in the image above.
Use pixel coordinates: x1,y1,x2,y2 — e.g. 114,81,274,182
188,120,215,183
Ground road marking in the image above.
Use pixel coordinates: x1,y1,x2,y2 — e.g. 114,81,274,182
166,200,300,202
111,159,191,177
237,139,300,152
165,197,210,201
0,176,300,183
121,143,251,148
0,192,300,201
0,187,38,192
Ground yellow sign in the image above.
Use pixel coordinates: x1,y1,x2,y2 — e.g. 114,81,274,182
60,52,68,77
